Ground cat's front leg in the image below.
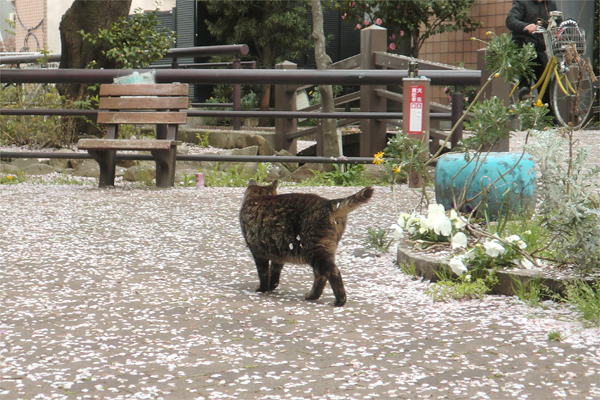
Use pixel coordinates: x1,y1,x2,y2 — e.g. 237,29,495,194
306,259,347,306
254,256,271,292
327,265,347,307
305,269,327,302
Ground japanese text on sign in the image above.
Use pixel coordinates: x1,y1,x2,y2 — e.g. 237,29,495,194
408,85,424,135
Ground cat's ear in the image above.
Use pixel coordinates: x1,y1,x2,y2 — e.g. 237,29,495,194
271,180,279,189
248,179,257,186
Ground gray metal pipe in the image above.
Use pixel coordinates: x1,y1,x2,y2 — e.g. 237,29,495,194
0,108,452,120
0,68,481,86
0,151,376,164
165,45,249,57
0,54,61,64
0,45,249,65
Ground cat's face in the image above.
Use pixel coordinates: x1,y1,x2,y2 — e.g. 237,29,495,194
242,180,278,203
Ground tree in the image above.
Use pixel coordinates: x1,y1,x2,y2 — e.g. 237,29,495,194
310,0,340,156
204,0,313,125
332,0,481,57
57,0,132,101
80,8,176,69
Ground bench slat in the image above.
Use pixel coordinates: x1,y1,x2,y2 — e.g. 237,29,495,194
97,111,187,125
77,139,178,151
99,97,188,110
99,83,189,97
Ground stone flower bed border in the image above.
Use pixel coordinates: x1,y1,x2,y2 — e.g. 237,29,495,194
396,241,578,297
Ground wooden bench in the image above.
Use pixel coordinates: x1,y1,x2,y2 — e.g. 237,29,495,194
77,83,189,188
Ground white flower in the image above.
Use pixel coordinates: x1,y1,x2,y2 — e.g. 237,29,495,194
428,203,446,217
484,240,505,257
430,215,452,237
451,232,468,249
519,258,534,269
449,257,468,276
397,213,412,229
426,205,452,237
418,216,430,234
391,224,404,240
450,209,467,229
464,249,477,260
506,235,527,250
465,274,472,281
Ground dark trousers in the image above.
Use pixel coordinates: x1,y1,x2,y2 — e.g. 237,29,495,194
514,39,551,107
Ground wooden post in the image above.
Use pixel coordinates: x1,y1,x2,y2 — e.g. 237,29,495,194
403,77,430,188
477,48,510,152
274,61,298,153
359,25,387,157
451,91,464,149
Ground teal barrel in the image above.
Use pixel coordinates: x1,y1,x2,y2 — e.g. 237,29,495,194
435,152,537,218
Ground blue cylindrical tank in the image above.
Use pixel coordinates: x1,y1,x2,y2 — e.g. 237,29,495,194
435,152,537,218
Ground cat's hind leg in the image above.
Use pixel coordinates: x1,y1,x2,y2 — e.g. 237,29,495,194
254,256,271,292
269,262,284,290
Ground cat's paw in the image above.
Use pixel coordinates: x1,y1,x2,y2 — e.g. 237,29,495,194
304,291,320,301
333,296,346,307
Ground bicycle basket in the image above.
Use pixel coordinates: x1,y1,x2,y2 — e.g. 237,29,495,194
543,19,586,57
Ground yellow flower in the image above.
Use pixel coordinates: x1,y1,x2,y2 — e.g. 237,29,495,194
534,99,544,107
392,165,401,174
373,151,384,165
494,73,500,78
7,175,13,180
486,31,493,36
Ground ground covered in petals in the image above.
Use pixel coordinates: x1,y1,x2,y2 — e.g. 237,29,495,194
1,184,599,399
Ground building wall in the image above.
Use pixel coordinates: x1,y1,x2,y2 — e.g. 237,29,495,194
418,0,513,105
13,0,47,52
417,0,595,105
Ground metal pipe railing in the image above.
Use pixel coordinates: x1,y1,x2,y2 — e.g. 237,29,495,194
0,151,375,164
0,45,250,66
0,68,481,86
0,108,453,120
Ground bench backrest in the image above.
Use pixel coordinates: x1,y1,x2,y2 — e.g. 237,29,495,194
97,83,189,125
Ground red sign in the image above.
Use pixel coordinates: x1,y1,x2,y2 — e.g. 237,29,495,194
407,85,425,135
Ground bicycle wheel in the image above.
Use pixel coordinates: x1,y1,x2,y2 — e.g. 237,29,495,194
550,65,595,130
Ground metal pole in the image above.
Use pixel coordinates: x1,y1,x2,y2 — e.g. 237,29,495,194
0,151,376,164
0,68,482,86
232,58,241,130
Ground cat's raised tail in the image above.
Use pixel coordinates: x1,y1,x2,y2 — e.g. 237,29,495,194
331,187,374,217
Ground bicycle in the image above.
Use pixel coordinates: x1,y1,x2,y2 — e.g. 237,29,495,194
510,11,596,130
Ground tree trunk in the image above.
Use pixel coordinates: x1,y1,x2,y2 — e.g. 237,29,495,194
258,84,271,127
310,0,341,157
58,0,131,100
57,0,132,138
258,42,274,127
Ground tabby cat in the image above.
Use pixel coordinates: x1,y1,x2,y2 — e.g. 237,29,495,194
239,180,373,306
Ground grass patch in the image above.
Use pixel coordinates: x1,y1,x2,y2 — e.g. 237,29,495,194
425,268,496,302
398,261,418,280
364,227,393,253
547,330,563,341
563,280,600,326
510,276,548,308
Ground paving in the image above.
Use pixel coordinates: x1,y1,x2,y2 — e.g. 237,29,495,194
1,184,599,400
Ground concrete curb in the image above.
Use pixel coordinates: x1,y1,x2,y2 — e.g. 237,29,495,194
396,242,574,296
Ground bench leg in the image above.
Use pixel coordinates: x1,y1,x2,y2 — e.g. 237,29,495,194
152,147,177,188
88,150,116,187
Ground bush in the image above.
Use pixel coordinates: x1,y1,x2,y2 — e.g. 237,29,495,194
0,84,89,148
